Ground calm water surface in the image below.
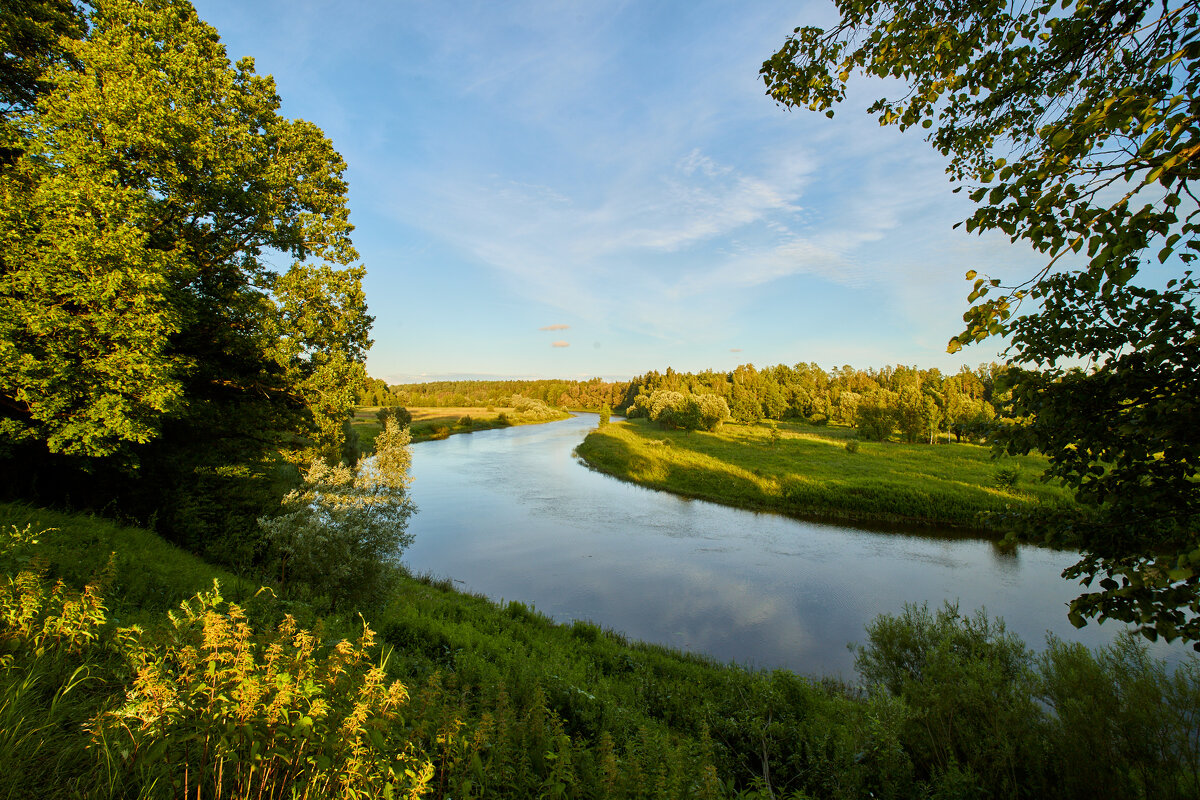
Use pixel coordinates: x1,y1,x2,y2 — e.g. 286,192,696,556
402,413,1188,678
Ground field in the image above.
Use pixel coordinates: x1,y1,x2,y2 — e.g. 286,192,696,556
576,418,1075,530
352,404,569,449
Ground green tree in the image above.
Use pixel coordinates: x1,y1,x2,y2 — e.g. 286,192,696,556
696,393,731,431
857,390,897,442
764,0,1200,643
0,0,85,162
896,386,939,444
0,0,371,552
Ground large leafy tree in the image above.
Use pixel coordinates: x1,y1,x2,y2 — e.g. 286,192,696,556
763,0,1200,642
0,0,372,555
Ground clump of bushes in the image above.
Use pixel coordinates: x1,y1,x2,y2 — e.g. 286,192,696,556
994,466,1021,489
507,395,565,422
855,602,1200,800
625,390,730,432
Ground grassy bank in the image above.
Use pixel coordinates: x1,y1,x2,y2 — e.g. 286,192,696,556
3,501,1197,799
576,419,1074,530
353,404,571,449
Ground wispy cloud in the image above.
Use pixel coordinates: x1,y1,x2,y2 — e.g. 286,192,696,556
540,324,570,331
551,340,570,348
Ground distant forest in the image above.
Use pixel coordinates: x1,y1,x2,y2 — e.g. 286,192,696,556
361,361,1009,443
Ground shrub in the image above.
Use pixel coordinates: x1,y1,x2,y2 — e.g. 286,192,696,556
457,415,473,427
1,526,111,798
1037,633,1200,800
845,438,860,454
260,418,416,610
993,466,1020,490
855,603,1044,795
92,583,434,800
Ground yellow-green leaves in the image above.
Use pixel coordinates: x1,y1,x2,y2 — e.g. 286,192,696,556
1,0,371,477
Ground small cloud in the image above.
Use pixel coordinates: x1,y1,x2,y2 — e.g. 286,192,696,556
730,348,743,353
540,323,570,331
552,340,570,348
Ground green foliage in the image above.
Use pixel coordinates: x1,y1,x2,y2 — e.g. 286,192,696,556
763,0,1200,642
641,390,730,432
998,275,1200,643
856,391,896,442
993,466,1020,490
377,406,414,428
94,584,434,800
856,604,1043,795
0,0,371,553
577,418,1069,528
598,404,612,426
508,395,569,423
1037,633,1200,800
844,438,860,454
260,418,415,611
5,504,1200,799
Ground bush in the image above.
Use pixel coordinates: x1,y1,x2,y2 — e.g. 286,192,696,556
857,391,897,441
457,415,473,427
260,418,416,610
845,438,860,454
1037,633,1200,800
993,466,1020,490
855,603,1044,795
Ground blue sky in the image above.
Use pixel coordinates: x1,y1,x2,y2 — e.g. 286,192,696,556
191,0,1053,383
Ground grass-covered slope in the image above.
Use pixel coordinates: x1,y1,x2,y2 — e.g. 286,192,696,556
2,501,1196,800
576,419,1073,530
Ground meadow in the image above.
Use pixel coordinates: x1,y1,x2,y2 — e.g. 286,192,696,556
353,402,571,449
576,418,1075,530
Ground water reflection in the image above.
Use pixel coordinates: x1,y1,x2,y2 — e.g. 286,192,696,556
402,413,1188,678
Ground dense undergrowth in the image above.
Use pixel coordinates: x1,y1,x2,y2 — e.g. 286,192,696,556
2,501,1197,799
576,419,1074,530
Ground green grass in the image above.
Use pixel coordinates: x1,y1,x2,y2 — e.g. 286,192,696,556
2,501,1197,799
576,419,1074,530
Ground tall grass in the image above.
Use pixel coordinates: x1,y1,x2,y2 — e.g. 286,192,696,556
576,418,1073,529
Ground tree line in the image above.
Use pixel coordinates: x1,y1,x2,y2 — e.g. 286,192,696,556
620,362,1005,442
359,376,629,412
365,361,1009,442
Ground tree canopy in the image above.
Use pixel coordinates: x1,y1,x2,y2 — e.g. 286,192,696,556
0,0,372,556
763,0,1200,642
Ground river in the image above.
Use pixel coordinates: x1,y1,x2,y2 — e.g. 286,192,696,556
401,413,1189,678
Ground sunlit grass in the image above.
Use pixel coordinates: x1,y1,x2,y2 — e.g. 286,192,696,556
353,405,571,449
576,419,1074,530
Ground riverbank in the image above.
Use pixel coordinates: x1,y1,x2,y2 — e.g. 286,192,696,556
352,403,571,448
1,500,1195,799
575,418,1074,530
